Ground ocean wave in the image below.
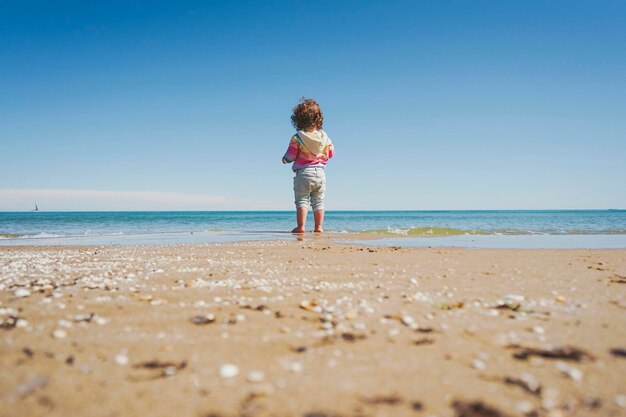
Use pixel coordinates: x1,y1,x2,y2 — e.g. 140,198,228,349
359,227,626,236
0,229,223,240
0,232,67,239
362,227,486,236
0,231,130,240
0,233,25,239
2,226,626,241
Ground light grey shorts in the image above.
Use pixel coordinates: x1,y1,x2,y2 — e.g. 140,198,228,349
294,167,326,211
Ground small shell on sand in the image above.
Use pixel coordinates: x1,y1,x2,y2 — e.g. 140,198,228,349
115,353,129,366
401,315,418,329
14,288,31,298
556,361,583,382
300,300,322,313
219,363,239,378
190,314,216,325
247,370,265,383
288,362,303,373
52,329,67,339
472,359,486,370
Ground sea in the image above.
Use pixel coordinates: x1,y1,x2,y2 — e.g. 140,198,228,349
1,210,625,248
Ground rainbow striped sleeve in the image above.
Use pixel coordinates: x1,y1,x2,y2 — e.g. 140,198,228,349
327,141,335,159
282,135,299,164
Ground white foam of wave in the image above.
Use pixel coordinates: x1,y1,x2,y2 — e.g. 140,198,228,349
0,232,66,240
0,231,128,240
386,226,410,235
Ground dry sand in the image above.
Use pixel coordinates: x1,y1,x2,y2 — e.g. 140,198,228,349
1,238,626,417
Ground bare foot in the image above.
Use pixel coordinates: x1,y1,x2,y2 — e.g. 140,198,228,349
291,227,305,234
314,228,323,233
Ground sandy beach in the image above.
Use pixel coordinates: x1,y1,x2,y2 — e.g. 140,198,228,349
1,239,626,417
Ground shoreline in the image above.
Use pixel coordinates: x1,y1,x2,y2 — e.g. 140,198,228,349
1,241,625,416
2,210,624,248
2,230,626,249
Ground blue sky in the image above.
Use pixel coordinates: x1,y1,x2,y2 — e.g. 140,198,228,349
1,0,625,210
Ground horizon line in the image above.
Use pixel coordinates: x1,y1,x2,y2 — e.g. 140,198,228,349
1,208,624,213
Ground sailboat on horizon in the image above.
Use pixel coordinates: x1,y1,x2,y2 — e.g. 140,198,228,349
32,204,39,212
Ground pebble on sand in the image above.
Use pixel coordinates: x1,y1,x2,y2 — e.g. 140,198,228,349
471,359,486,371
219,363,239,378
288,362,303,373
190,314,216,325
247,370,265,383
52,329,67,339
555,361,583,382
115,353,130,366
14,288,31,298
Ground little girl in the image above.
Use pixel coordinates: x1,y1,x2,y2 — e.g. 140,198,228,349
282,98,335,233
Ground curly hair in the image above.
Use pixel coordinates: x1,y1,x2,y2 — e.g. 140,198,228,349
291,98,323,131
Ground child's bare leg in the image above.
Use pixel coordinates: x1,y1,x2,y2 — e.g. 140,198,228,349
291,207,307,233
313,210,324,232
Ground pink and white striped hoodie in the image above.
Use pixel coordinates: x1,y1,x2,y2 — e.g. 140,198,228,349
282,130,335,171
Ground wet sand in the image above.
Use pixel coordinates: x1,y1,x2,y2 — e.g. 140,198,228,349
1,239,626,417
